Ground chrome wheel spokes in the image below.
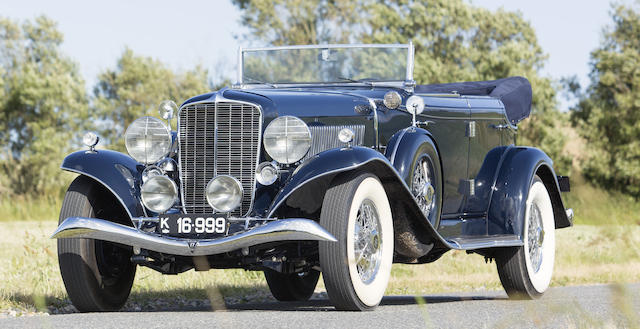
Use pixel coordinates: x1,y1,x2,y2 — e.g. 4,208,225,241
527,203,544,273
354,199,382,284
412,157,436,218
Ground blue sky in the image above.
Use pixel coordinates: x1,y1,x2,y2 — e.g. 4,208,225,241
0,0,618,110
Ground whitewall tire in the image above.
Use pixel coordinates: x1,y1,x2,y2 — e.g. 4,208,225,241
319,172,393,311
496,175,556,299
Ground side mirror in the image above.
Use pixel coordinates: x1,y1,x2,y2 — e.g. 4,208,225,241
406,95,425,126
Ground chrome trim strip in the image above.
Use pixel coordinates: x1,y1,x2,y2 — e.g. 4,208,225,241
177,93,263,216
369,98,380,148
242,43,411,52
61,166,137,225
389,128,411,165
51,217,337,256
406,41,414,82
445,238,523,250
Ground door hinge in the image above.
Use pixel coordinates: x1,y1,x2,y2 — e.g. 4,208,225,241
466,121,476,138
458,179,475,196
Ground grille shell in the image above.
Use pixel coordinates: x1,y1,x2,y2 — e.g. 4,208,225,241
178,100,262,216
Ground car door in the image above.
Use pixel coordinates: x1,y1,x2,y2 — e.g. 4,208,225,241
449,96,507,236
417,96,471,222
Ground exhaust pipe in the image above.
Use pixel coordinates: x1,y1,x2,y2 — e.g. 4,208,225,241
52,217,336,256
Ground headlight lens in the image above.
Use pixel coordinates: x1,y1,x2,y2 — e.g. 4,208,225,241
141,175,177,213
263,116,311,164
206,175,243,213
125,116,172,164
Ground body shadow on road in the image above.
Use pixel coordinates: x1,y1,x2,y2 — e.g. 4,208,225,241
227,295,506,311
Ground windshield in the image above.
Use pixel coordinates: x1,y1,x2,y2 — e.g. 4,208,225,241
239,44,413,86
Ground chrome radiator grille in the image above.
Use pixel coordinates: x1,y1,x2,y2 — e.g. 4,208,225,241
178,101,261,216
304,125,365,161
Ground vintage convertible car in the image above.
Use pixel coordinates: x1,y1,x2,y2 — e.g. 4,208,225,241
52,43,573,312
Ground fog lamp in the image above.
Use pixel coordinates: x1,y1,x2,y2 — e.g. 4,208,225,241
256,162,278,185
206,175,243,213
141,175,177,213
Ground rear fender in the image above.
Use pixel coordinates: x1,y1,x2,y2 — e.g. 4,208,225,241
61,150,145,223
487,146,572,238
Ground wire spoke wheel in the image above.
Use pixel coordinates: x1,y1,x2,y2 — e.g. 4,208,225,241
411,156,436,219
354,199,382,284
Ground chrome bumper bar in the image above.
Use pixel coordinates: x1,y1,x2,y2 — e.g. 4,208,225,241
51,217,336,256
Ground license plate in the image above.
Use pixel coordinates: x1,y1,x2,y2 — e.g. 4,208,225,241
157,214,227,237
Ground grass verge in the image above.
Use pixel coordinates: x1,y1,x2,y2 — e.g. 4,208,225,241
1,221,638,315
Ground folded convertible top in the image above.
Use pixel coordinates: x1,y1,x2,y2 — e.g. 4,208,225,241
415,76,532,124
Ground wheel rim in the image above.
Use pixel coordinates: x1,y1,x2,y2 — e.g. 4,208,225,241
354,198,382,284
411,157,436,219
527,203,544,273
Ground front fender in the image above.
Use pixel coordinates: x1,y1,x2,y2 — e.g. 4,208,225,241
487,146,571,237
266,146,452,251
266,147,389,218
62,150,145,221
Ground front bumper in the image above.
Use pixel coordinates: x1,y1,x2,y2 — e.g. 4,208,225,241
51,217,336,256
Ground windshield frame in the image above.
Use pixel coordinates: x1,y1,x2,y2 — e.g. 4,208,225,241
234,43,415,89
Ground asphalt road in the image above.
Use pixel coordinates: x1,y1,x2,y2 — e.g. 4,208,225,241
2,284,638,329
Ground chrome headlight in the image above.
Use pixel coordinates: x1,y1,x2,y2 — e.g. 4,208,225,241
206,175,243,213
125,116,172,164
141,175,177,213
263,116,311,164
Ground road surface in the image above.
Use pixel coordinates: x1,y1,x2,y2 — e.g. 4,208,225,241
2,284,638,328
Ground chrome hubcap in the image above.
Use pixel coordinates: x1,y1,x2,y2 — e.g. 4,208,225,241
412,157,436,218
527,203,544,273
354,199,382,284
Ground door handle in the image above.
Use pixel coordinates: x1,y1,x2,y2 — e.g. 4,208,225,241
490,123,518,131
416,120,435,127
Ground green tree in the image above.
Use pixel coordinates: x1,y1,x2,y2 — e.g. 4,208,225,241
0,16,89,196
570,4,640,197
232,0,570,173
93,48,211,150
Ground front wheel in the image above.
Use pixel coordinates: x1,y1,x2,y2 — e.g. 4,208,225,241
496,175,556,299
319,172,394,311
57,176,136,312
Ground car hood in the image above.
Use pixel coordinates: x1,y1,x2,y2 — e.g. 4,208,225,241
181,87,407,119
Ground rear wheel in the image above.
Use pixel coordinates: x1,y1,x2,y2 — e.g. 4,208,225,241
319,172,393,311
57,176,136,312
264,269,320,301
496,175,556,299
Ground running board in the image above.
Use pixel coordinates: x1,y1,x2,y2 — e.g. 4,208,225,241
445,235,523,250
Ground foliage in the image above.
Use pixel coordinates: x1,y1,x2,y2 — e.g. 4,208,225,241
232,0,571,174
231,0,361,45
93,48,211,150
0,16,89,197
570,4,640,197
